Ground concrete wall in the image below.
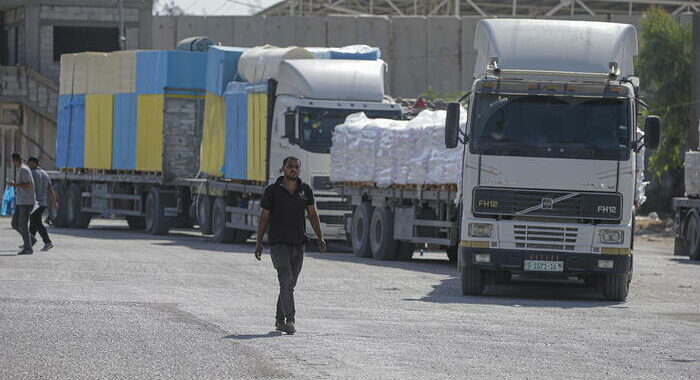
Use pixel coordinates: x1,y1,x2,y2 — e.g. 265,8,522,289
2,1,153,83
155,14,690,98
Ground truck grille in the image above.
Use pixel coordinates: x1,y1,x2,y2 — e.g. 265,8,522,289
316,201,351,211
473,187,622,221
320,215,345,225
514,225,578,251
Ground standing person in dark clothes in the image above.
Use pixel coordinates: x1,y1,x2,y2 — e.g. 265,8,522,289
8,152,35,254
255,156,326,335
27,157,57,252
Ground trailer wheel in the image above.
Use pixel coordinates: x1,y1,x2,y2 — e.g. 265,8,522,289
51,182,69,227
212,197,235,243
145,188,172,236
67,183,91,229
461,264,484,295
126,216,146,230
351,202,373,257
686,212,700,260
197,195,213,235
603,271,630,301
396,241,414,261
370,207,398,261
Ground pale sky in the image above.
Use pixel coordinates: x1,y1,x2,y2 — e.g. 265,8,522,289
154,0,284,16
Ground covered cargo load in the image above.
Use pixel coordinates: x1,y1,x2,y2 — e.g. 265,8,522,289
205,45,247,96
237,45,313,84
200,82,268,181
57,50,206,171
306,45,381,60
330,109,466,189
685,151,700,197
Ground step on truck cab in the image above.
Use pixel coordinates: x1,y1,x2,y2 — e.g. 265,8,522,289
444,19,661,301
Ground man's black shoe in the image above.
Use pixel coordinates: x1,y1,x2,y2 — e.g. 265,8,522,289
283,322,295,335
17,250,33,255
275,321,285,331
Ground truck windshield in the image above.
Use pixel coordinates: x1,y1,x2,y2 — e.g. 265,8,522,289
298,107,402,154
469,94,631,160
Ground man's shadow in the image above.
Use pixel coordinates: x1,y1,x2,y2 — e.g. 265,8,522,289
225,331,283,340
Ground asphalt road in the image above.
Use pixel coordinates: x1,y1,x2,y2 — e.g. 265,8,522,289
0,220,698,379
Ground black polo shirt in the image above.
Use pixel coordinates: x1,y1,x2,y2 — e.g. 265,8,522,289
261,176,315,245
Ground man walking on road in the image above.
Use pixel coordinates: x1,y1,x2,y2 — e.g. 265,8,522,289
8,152,35,254
255,156,326,335
27,157,56,252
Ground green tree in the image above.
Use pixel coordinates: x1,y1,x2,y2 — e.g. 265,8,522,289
638,7,692,180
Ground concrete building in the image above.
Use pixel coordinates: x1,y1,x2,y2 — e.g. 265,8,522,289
0,0,152,187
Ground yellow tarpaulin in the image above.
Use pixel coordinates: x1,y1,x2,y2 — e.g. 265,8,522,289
247,92,267,182
199,92,225,177
136,94,164,171
84,94,113,169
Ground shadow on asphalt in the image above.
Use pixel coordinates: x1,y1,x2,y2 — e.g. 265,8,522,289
225,331,283,340
47,224,617,305
409,275,618,307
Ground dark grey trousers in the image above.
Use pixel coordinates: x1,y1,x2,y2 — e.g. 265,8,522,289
11,205,32,252
30,206,51,244
270,244,304,323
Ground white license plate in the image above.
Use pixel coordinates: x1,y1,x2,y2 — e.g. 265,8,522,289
524,260,564,272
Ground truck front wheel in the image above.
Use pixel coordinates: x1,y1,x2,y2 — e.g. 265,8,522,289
603,271,630,302
351,202,373,258
370,207,398,261
461,264,484,295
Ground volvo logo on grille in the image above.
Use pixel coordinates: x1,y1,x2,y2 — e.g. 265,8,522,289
541,198,554,209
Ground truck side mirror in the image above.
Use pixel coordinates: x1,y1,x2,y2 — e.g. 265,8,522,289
285,111,297,144
644,115,661,150
445,102,461,149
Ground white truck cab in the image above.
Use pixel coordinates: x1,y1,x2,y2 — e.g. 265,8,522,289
270,59,402,240
444,19,661,301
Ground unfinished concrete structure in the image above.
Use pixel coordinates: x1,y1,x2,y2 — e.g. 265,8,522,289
0,0,152,186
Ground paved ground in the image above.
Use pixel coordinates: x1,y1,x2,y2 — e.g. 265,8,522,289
0,219,698,379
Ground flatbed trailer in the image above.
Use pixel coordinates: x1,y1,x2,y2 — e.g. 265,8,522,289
337,183,460,262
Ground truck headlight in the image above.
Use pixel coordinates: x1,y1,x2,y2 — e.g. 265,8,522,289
469,223,493,237
600,229,624,244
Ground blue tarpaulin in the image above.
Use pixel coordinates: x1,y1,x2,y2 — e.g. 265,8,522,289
136,51,208,94
112,93,138,170
206,46,246,96
223,82,248,180
56,94,86,168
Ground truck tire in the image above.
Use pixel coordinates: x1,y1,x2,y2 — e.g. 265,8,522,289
370,207,398,261
197,195,213,235
461,264,484,295
396,241,414,261
67,183,91,229
685,213,700,260
145,187,172,236
603,271,630,301
446,245,458,263
351,202,373,258
126,216,146,230
212,197,235,243
51,182,69,228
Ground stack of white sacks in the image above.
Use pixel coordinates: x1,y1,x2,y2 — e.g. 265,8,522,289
330,109,467,191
